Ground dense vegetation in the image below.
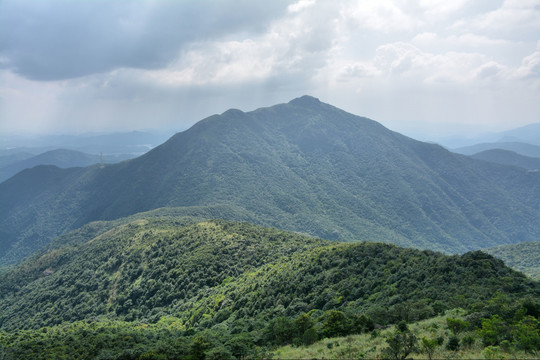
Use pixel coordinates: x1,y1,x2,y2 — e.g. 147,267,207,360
2,96,539,265
3,300,539,360
275,307,540,360
177,241,540,330
0,220,325,330
0,218,539,359
470,149,540,170
484,241,540,280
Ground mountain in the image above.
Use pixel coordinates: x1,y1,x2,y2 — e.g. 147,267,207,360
1,218,538,359
435,122,540,148
496,122,540,146
1,96,539,264
0,152,34,168
0,131,172,156
1,218,537,332
0,149,136,183
453,142,540,158
483,241,540,281
470,149,540,170
0,219,323,331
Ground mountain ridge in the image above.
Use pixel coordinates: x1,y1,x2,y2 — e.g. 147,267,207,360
453,141,540,158
483,241,540,280
1,96,539,264
0,148,136,183
470,149,540,170
1,217,538,332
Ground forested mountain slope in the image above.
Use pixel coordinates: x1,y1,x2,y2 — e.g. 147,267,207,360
0,149,135,183
1,218,538,333
470,149,540,170
483,241,540,280
1,96,539,264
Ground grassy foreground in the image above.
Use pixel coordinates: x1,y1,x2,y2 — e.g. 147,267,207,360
274,309,540,360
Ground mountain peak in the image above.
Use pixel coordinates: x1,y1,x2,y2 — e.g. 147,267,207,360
222,108,245,117
288,95,321,107
1,96,539,264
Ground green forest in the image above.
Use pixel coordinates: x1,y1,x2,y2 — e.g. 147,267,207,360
1,218,538,359
484,241,540,280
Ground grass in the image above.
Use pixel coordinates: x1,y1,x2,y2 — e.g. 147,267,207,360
273,309,540,359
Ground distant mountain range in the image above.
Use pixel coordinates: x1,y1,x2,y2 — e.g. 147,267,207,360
437,122,540,149
0,130,174,183
1,96,539,265
453,142,540,158
0,149,136,183
0,131,172,156
495,122,540,146
470,149,540,171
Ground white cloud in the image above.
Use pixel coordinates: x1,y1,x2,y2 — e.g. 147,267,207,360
288,0,316,13
144,39,277,87
413,32,511,48
475,61,505,79
515,51,540,80
417,0,468,18
1,0,539,136
459,0,540,37
358,42,490,84
137,1,338,88
0,0,293,80
342,0,418,32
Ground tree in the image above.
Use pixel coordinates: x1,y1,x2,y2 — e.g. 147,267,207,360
320,310,351,338
190,335,212,360
446,335,460,351
226,334,253,360
295,313,314,337
420,337,438,360
352,314,375,333
513,315,540,355
446,317,469,334
302,327,318,346
478,315,508,346
382,322,418,360
205,344,233,360
265,317,295,345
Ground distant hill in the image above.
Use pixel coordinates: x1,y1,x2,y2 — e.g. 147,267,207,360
0,152,34,168
436,122,540,148
0,131,171,156
483,241,540,280
453,142,540,158
470,149,540,170
0,149,136,183
1,96,539,264
1,218,537,332
496,122,540,146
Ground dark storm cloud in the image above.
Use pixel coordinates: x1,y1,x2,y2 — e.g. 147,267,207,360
0,0,291,81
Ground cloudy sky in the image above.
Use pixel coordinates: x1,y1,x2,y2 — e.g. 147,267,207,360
1,0,539,140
